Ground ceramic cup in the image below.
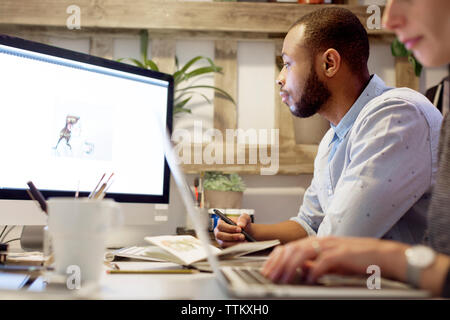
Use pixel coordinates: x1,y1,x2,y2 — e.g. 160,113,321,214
47,198,123,286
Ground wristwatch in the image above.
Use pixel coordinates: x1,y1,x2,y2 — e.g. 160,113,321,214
405,245,436,288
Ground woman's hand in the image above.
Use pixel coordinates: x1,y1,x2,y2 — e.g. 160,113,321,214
261,236,409,284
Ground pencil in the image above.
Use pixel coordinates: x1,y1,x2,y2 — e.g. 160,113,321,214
94,173,115,199
106,269,198,274
26,181,48,214
75,180,80,198
93,183,107,199
89,173,106,198
97,179,114,200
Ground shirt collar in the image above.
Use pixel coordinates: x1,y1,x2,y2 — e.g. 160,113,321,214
329,74,387,145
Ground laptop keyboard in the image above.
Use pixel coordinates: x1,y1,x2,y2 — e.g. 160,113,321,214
231,267,272,285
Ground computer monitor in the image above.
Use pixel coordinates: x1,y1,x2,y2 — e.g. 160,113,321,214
0,35,174,240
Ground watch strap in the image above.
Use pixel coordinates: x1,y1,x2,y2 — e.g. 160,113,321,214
406,262,422,288
442,267,450,298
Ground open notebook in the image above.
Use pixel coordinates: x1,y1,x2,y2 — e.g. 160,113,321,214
144,235,278,266
105,235,279,271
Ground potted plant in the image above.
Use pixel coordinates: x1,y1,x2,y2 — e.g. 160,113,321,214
391,37,423,77
118,30,235,115
203,171,246,209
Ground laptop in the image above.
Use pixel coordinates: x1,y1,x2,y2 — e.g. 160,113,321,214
155,115,430,299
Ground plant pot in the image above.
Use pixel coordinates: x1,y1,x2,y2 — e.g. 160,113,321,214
204,190,243,209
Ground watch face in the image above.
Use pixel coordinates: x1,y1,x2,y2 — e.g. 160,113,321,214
406,245,436,268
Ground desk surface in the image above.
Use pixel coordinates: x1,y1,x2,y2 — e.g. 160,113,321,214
0,259,431,300
97,262,230,300
1,261,230,299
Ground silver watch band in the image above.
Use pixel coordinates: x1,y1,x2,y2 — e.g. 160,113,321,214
406,263,421,288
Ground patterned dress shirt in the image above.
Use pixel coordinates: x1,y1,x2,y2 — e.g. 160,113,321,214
291,75,443,244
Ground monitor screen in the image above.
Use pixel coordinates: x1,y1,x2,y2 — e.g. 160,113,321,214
0,35,173,204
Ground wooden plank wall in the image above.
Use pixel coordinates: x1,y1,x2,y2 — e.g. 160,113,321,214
0,1,387,35
214,40,237,133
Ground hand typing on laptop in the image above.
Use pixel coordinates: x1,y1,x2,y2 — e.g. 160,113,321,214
261,236,412,285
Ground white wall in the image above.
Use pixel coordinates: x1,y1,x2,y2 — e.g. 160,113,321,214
237,41,276,130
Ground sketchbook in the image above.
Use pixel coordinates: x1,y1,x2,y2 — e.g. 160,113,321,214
104,246,169,263
143,235,279,267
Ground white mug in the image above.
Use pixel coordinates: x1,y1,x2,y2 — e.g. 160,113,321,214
47,198,123,286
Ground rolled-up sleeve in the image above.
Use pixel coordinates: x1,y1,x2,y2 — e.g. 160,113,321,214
317,99,434,237
290,174,325,236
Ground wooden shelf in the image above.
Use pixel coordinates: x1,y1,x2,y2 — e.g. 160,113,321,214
0,0,393,37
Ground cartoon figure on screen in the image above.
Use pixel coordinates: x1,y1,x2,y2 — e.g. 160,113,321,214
54,115,80,151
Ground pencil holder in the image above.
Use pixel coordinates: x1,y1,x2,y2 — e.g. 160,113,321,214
43,225,53,259
0,243,8,264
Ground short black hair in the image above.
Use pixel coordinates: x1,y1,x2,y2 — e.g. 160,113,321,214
290,7,369,76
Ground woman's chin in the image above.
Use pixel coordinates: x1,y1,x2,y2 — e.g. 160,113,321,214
413,44,445,67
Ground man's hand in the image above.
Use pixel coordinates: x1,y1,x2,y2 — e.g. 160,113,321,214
214,213,253,248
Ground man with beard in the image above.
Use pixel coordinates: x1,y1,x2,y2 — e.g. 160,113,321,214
214,7,442,247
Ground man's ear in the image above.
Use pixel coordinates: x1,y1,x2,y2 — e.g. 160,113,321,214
320,49,341,78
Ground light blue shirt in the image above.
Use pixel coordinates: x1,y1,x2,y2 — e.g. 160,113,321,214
291,74,443,244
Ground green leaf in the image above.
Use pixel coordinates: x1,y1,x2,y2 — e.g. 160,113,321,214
176,66,221,85
175,90,196,99
391,38,408,57
140,30,149,62
128,58,146,69
175,56,216,78
145,59,159,71
173,69,185,84
176,85,236,104
175,97,192,110
173,56,222,85
173,56,204,83
205,57,215,67
177,56,204,73
175,91,212,106
391,37,423,77
174,106,192,114
415,62,423,77
183,66,222,81
203,171,246,192
408,54,423,77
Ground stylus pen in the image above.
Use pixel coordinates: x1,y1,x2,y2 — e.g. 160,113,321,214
213,209,256,242
26,181,48,215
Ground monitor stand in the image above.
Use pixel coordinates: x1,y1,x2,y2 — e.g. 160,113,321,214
20,224,183,251
20,226,44,251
